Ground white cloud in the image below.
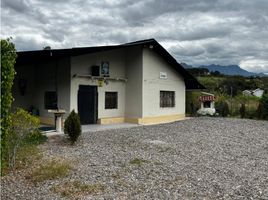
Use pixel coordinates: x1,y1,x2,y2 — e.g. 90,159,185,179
239,59,268,73
1,0,268,72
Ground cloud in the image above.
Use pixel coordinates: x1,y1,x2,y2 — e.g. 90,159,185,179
239,59,268,73
203,43,223,54
1,0,268,73
2,0,30,13
169,43,205,57
13,36,45,51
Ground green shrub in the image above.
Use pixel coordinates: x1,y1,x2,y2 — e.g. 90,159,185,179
222,102,230,117
216,100,229,117
186,91,201,116
245,108,256,119
64,110,81,144
23,130,47,145
240,103,246,118
6,108,40,169
258,94,268,120
12,130,46,170
257,102,264,119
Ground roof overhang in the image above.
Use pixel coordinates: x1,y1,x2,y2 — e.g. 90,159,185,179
16,38,205,90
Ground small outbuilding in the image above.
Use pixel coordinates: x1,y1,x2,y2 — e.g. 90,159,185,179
243,88,264,98
197,92,216,116
13,39,204,125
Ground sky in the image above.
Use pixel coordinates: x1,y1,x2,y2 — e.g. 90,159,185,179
1,0,268,73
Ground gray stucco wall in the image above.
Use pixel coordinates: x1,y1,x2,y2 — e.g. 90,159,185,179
125,46,143,118
142,47,185,117
70,49,127,119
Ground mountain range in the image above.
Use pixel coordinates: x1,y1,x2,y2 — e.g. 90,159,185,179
180,63,267,77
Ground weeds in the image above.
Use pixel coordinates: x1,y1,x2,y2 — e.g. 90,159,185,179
129,158,148,166
52,181,105,198
2,131,46,175
28,159,72,183
15,145,42,169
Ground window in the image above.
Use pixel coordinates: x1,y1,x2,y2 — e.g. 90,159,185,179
105,92,118,109
160,91,175,108
203,101,211,108
44,91,57,109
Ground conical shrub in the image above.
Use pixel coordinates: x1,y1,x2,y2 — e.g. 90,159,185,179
64,110,81,144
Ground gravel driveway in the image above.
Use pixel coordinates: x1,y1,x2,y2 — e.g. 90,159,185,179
1,117,268,199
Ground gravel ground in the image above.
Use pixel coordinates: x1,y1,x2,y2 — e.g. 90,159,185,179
1,117,268,200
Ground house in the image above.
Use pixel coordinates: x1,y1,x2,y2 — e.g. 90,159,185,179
252,88,264,98
242,88,264,98
13,39,204,126
242,90,252,96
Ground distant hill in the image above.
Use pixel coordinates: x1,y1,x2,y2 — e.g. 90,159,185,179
198,64,267,77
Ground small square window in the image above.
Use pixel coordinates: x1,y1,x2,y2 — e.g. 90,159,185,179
160,91,175,108
44,91,57,109
204,101,211,108
105,92,118,109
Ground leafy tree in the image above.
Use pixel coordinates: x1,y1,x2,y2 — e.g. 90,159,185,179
258,94,268,120
261,77,268,94
187,68,209,76
64,110,81,144
221,77,247,96
198,77,225,93
210,71,222,76
1,38,17,167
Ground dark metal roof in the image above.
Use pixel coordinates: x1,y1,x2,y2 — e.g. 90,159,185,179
16,38,205,90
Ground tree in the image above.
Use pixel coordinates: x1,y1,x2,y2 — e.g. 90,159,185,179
258,94,268,120
64,110,81,144
187,68,209,76
221,77,247,96
1,38,17,167
210,71,221,76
